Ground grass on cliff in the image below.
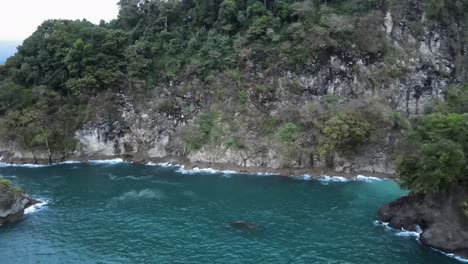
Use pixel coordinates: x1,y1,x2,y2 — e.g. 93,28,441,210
0,179,23,197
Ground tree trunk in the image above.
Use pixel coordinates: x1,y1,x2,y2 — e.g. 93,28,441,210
41,127,52,164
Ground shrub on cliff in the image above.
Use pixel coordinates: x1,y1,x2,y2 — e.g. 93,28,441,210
0,179,22,197
396,84,468,193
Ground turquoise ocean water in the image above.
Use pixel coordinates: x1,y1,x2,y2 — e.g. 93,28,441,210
0,41,20,64
0,161,461,263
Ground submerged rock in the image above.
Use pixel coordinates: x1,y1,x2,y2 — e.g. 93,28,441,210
376,186,468,258
230,221,259,232
0,181,39,226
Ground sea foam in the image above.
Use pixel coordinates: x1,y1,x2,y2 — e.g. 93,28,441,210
355,175,383,182
0,163,50,168
318,175,349,184
437,250,468,263
116,189,165,200
146,162,179,168
176,166,238,175
376,220,468,262
88,158,126,164
375,220,422,240
292,175,312,181
24,199,49,215
0,159,126,168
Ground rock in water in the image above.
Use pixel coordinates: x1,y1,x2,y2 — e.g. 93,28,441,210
376,186,468,258
0,181,39,225
230,221,258,232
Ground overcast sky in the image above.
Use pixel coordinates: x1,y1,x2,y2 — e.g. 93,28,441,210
0,0,119,41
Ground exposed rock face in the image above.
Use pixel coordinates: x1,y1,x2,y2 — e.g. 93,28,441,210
376,186,468,258
0,2,464,176
0,184,39,226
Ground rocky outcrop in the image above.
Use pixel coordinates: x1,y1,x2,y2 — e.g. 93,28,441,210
0,182,39,226
376,186,468,258
230,221,261,232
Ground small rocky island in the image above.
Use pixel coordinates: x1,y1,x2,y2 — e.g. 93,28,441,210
0,179,38,226
377,186,468,258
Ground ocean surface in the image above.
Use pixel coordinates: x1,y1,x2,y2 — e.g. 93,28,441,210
0,41,21,64
0,161,462,263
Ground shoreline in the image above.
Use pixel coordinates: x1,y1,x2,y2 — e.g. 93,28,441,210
0,155,396,180
7,156,468,263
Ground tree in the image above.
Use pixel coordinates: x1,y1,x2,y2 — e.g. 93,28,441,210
395,84,468,193
118,0,143,31
217,0,238,32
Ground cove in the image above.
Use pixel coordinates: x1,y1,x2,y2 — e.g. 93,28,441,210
0,162,461,263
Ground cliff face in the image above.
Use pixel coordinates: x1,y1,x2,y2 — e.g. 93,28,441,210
0,182,38,226
377,186,468,258
0,1,465,175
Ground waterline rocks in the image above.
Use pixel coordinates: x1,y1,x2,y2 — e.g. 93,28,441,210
376,186,468,258
0,180,39,225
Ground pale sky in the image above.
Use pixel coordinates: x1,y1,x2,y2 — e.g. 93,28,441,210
0,0,119,41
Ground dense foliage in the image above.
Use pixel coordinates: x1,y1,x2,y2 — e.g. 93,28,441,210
0,0,466,168
396,84,468,193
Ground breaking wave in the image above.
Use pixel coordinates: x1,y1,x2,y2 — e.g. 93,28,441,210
88,159,126,164
437,250,468,263
355,175,384,182
318,175,349,184
376,221,468,262
24,199,49,215
0,163,50,168
374,221,422,240
176,166,238,175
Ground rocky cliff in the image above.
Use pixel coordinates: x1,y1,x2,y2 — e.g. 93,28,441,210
0,181,38,226
0,1,466,177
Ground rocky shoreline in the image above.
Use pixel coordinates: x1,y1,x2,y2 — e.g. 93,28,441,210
0,181,39,226
0,154,395,180
3,154,467,262
377,185,468,260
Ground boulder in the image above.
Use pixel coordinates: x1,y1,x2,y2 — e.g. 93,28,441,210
377,186,468,258
230,221,259,232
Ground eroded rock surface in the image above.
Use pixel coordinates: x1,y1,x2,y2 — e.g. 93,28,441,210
377,186,468,258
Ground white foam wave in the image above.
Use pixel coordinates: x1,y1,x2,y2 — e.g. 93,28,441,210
0,163,50,168
88,158,125,164
0,175,17,179
395,226,422,238
58,160,82,164
1,159,127,168
355,175,383,182
437,250,468,263
292,174,312,181
24,199,49,215
124,175,153,181
375,221,422,240
255,172,276,176
116,189,164,200
151,180,183,186
319,175,349,184
146,162,180,168
108,174,153,181
176,166,237,175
